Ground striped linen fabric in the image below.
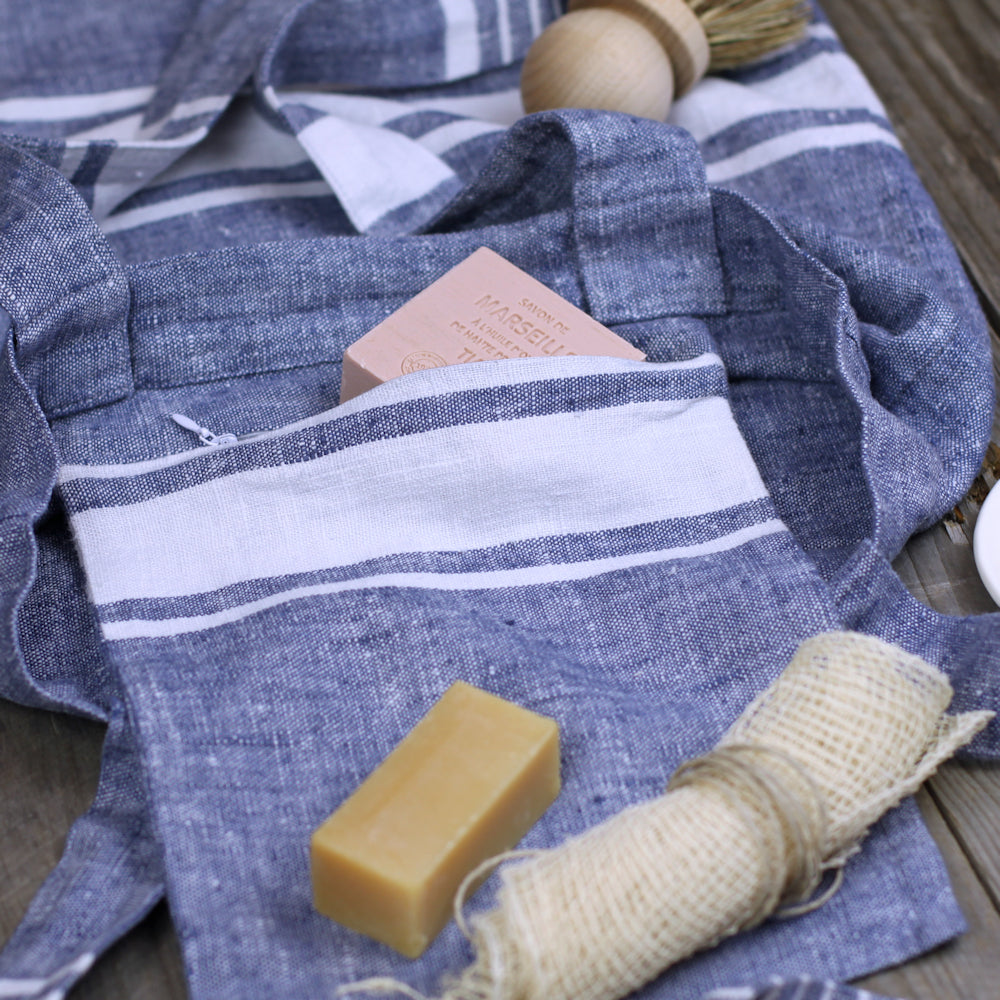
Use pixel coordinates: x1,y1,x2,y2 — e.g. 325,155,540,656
61,357,788,641
0,2,996,1000
0,10,902,255
703,981,897,1000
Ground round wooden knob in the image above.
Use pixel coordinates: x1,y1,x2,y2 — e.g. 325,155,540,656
520,0,710,121
521,8,675,120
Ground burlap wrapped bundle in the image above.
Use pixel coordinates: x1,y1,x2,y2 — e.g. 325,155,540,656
415,631,991,1000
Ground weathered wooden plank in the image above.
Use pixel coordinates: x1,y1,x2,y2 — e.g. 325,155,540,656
821,0,1000,317
856,787,1000,999
894,523,998,616
929,762,1000,911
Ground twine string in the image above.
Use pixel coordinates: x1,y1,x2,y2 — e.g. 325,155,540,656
667,743,835,930
452,849,545,943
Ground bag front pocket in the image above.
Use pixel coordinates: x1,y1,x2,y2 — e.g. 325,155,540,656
50,351,910,1000
62,353,789,649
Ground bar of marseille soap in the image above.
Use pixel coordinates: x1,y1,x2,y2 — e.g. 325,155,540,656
339,246,645,402
310,681,560,957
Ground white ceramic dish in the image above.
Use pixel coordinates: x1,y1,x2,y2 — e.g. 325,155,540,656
974,485,1000,606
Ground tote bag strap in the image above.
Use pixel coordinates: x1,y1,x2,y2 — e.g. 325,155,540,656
834,539,1000,759
427,108,728,324
772,214,997,758
0,707,165,999
0,143,163,995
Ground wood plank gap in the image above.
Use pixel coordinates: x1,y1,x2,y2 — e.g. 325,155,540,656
926,762,1000,908
824,0,1000,316
927,774,1000,915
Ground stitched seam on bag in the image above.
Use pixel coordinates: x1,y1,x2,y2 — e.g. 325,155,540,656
124,303,839,394
0,178,135,415
0,175,123,319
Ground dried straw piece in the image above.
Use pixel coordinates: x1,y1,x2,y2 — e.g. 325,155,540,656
691,0,812,69
347,632,989,1000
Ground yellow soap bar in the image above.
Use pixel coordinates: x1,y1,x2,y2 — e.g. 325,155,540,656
310,681,561,957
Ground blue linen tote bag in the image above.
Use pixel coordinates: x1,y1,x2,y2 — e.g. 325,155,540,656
0,3,997,1000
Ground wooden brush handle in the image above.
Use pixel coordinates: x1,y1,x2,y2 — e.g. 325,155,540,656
520,0,710,121
569,0,709,94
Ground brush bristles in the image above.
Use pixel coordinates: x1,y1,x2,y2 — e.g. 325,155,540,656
688,0,811,69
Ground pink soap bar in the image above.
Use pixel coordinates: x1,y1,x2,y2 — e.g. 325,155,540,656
339,247,645,402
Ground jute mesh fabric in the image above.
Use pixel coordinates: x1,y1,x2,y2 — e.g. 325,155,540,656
354,631,990,1000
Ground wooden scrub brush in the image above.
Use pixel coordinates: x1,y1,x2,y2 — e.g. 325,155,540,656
521,0,811,121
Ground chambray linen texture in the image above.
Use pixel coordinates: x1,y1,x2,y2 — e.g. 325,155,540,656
0,2,996,1000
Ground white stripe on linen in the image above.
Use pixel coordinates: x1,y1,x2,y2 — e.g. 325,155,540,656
59,354,723,482
272,90,413,127
496,0,513,64
0,85,153,122
82,115,257,221
147,100,315,185
91,164,194,222
66,94,231,142
670,52,888,144
71,395,768,605
0,979,51,998
0,954,95,997
527,0,543,38
386,87,523,125
441,0,482,80
87,136,215,220
295,113,456,232
704,122,901,183
419,117,505,154
68,111,166,141
809,23,838,41
735,50,886,115
701,989,757,1000
100,179,332,234
66,112,146,141
274,87,524,129
102,519,787,641
87,133,217,184
56,145,90,181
